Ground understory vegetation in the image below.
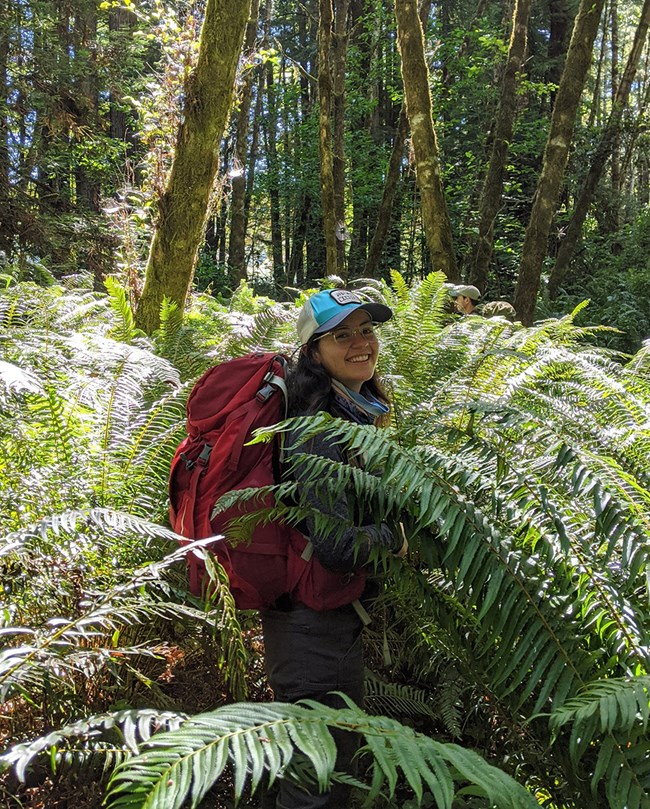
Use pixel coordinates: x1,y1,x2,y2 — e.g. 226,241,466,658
2,273,650,808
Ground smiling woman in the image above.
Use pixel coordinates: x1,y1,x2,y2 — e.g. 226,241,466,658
260,289,408,808
311,309,380,391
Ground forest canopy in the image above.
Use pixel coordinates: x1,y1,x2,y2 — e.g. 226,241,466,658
2,0,650,341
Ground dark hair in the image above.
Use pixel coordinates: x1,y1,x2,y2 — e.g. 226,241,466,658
286,338,390,425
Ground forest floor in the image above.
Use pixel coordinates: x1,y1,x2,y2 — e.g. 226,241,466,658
0,626,274,808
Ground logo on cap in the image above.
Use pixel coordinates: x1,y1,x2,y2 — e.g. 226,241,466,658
329,289,361,306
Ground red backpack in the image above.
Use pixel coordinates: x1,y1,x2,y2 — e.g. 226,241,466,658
168,352,366,611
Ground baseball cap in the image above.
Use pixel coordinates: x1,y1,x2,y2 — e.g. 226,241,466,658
297,289,393,345
451,284,481,301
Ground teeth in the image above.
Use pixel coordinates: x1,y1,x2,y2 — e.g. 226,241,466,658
349,355,369,363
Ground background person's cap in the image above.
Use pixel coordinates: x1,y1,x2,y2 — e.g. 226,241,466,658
297,289,393,344
450,284,481,301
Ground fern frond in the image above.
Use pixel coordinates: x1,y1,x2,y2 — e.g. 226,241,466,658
237,414,650,714
1,514,244,703
1,709,186,783
0,360,42,395
105,277,141,343
550,676,650,741
364,671,436,720
547,677,650,807
102,700,539,809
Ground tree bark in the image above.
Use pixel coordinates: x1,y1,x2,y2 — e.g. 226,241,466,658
286,5,314,285
73,0,100,213
227,0,260,288
394,0,458,281
264,56,285,287
468,0,532,294
243,70,264,246
135,0,252,333
588,2,608,129
332,0,349,276
318,0,339,277
0,0,12,255
548,0,650,298
547,0,573,95
610,0,621,197
346,0,373,277
363,108,409,279
513,0,606,325
620,80,650,187
287,192,311,285
362,0,432,279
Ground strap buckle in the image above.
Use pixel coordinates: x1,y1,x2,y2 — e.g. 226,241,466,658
197,443,213,466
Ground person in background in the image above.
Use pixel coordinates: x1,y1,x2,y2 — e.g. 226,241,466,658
262,288,408,809
451,284,481,315
450,285,517,322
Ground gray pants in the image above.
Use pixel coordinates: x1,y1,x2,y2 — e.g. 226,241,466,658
261,602,364,809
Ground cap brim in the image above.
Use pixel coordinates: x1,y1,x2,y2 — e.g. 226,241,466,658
313,302,393,334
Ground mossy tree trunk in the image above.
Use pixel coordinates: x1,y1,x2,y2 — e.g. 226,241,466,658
468,0,532,295
394,0,458,282
135,0,252,334
548,0,650,299
513,0,605,326
318,0,339,278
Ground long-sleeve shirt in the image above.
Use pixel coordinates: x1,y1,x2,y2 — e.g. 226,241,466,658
283,415,400,572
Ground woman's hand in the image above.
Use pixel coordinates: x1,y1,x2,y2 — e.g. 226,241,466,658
395,522,409,557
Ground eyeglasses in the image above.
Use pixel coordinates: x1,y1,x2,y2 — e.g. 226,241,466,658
313,323,380,347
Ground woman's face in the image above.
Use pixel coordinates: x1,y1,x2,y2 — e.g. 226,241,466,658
312,308,379,392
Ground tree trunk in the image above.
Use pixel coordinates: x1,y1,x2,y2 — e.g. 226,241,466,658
588,2,608,129
513,0,606,325
37,0,73,219
610,0,621,197
363,0,432,279
289,2,318,284
346,0,373,277
306,196,326,282
73,0,100,213
243,70,264,246
135,0,252,333
264,57,285,287
364,107,408,278
620,80,650,187
318,0,339,277
227,0,260,288
638,153,650,207
394,0,458,281
332,0,349,277
547,0,573,97
0,0,12,255
287,192,311,286
548,0,650,298
468,0,532,294
281,55,291,271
